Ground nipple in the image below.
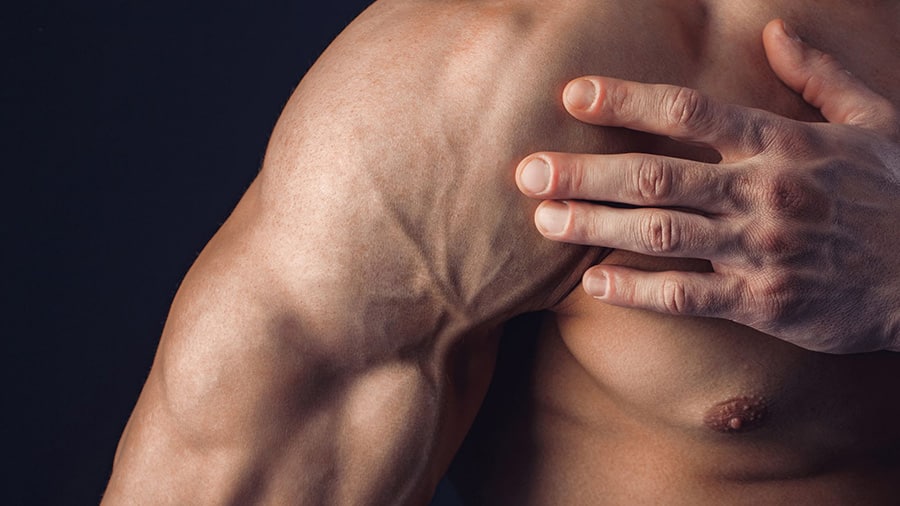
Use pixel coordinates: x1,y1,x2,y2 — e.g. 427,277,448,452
703,396,767,434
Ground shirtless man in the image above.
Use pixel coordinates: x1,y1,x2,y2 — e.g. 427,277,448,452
523,24,900,355
103,0,900,504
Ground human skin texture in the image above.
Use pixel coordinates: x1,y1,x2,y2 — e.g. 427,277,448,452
519,19,900,354
103,0,900,504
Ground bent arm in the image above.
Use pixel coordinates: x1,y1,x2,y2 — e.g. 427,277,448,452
103,179,474,504
103,2,634,503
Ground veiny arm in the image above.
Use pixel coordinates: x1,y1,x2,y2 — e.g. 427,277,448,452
102,1,624,503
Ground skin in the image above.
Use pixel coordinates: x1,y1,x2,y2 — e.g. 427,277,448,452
519,20,900,354
103,1,900,504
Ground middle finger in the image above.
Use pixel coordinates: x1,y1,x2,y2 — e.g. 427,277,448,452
534,199,740,261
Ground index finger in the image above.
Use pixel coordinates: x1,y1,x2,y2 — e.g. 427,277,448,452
563,76,778,157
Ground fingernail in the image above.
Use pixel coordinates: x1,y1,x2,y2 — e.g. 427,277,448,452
520,158,550,194
535,201,569,235
781,20,801,42
564,79,597,110
585,271,608,298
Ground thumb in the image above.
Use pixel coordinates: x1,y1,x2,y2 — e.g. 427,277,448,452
762,19,896,132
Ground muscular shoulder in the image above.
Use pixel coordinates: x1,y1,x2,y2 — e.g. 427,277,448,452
197,0,783,351
251,1,634,332
148,1,645,418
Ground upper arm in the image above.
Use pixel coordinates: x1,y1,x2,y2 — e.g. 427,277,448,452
255,2,617,348
106,3,630,503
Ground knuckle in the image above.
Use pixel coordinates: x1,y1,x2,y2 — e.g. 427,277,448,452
664,86,708,129
661,277,689,314
747,271,800,325
763,175,802,213
758,174,829,220
632,156,674,202
739,116,775,154
639,211,680,254
727,172,757,212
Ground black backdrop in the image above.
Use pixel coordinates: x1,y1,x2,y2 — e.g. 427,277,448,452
8,1,377,503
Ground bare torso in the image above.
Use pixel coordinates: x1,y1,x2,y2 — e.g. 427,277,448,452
104,0,900,504
453,268,900,503
434,0,900,503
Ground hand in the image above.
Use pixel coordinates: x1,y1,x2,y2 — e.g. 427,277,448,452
516,19,900,353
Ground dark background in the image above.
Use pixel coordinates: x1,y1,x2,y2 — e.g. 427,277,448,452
8,1,376,504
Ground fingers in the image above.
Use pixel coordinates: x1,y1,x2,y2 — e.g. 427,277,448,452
532,200,736,260
562,75,777,156
581,265,745,319
516,153,738,213
762,19,899,135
